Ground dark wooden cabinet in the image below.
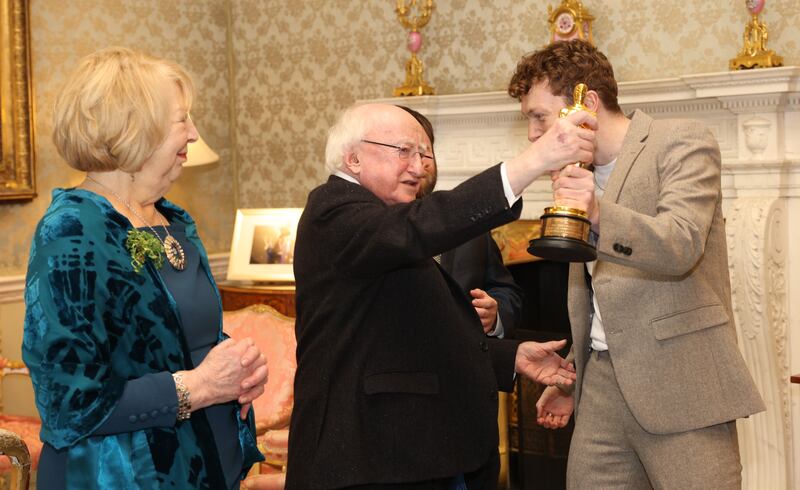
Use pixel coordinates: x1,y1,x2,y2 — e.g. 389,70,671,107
218,283,296,318
506,260,572,490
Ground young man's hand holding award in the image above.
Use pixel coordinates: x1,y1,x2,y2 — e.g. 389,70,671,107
527,83,597,262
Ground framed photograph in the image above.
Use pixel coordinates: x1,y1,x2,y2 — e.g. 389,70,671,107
227,208,303,282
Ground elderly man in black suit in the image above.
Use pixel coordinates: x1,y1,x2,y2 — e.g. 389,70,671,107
286,102,595,490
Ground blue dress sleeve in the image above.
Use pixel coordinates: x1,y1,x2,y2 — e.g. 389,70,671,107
92,372,179,435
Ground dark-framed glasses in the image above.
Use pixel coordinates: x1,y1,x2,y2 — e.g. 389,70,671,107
361,139,433,161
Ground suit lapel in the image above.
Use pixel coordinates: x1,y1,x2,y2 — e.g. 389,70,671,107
433,256,480,322
603,110,651,203
439,248,456,274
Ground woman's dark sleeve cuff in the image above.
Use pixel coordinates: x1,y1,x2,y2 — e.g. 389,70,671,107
92,371,180,435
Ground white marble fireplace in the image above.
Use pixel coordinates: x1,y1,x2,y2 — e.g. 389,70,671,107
373,66,800,490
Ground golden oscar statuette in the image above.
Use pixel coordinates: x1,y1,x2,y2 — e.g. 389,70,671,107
527,83,597,263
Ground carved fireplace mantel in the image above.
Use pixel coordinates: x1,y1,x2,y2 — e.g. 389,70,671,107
371,66,800,489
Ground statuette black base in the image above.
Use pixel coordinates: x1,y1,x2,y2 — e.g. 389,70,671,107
528,236,597,263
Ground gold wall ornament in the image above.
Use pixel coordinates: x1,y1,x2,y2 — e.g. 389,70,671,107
528,83,597,263
730,0,783,70
393,0,435,97
548,0,595,45
0,0,35,201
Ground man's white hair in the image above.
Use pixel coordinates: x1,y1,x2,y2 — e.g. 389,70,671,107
324,103,380,174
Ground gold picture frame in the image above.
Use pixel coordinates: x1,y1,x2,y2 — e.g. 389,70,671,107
491,219,543,265
0,0,35,201
226,208,303,283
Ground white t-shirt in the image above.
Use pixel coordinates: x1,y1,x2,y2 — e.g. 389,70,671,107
586,160,616,351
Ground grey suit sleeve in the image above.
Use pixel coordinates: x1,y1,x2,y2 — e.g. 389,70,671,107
92,371,179,435
598,121,721,276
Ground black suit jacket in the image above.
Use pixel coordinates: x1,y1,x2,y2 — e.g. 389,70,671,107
286,165,522,489
440,234,523,338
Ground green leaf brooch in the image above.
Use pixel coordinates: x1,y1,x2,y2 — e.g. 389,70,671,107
125,229,164,273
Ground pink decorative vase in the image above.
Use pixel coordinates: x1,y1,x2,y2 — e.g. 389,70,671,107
747,0,765,15
407,31,422,53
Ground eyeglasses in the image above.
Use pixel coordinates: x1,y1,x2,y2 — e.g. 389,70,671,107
360,139,433,161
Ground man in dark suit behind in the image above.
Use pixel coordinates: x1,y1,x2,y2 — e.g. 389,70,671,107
440,234,521,338
286,103,595,489
401,105,523,339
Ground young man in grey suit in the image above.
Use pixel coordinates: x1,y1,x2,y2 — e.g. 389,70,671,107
510,40,766,488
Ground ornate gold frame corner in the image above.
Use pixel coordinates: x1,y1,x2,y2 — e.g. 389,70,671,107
0,0,35,201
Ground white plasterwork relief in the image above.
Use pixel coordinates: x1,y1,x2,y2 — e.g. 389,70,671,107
742,116,772,159
727,198,790,489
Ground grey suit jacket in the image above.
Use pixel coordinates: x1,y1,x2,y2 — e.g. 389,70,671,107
568,110,765,435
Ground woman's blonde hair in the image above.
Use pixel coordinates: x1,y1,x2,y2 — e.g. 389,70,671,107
52,46,194,172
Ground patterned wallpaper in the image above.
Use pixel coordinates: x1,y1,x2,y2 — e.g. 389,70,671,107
0,0,235,275
231,0,800,209
1,0,799,275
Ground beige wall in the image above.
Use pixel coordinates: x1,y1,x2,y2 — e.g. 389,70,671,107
231,0,800,209
1,1,799,405
2,0,799,274
0,0,239,416
0,0,236,276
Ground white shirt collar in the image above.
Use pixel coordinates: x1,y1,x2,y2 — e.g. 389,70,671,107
333,169,359,185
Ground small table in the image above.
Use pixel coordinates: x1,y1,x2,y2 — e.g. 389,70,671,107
218,282,296,317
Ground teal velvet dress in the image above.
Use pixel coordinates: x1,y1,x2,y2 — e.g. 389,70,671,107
22,188,263,489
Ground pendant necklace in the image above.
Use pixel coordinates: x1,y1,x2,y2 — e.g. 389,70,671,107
85,175,186,271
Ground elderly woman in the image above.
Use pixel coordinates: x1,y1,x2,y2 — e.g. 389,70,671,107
22,47,266,489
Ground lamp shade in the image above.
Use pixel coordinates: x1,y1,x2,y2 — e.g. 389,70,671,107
185,135,220,166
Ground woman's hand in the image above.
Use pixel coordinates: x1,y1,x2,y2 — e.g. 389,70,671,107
179,338,269,414
238,340,269,419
